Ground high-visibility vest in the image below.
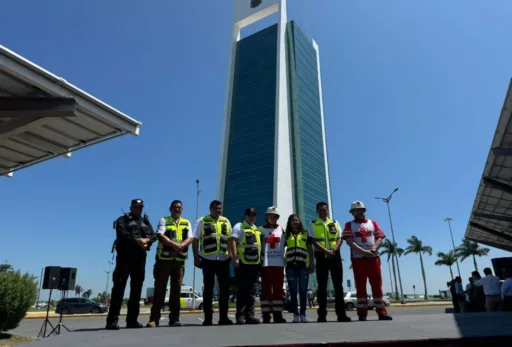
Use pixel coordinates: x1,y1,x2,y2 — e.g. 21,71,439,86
311,218,339,250
201,215,230,256
157,217,190,261
285,231,309,267
236,222,261,265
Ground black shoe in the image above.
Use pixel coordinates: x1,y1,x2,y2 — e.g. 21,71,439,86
236,318,245,325
105,323,120,330
273,313,286,324
358,316,367,321
379,315,392,321
245,317,260,325
202,320,213,326
126,322,143,329
218,318,233,325
337,316,352,322
262,314,272,324
317,317,327,323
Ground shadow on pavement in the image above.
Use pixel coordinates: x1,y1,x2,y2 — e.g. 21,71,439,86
452,311,512,339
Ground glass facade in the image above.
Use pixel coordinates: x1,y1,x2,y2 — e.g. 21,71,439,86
223,24,278,226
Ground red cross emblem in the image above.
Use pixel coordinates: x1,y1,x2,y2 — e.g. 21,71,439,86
266,232,281,249
355,226,372,243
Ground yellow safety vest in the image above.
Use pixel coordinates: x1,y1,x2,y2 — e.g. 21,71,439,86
201,215,230,256
236,222,261,265
285,231,309,267
311,218,339,250
157,217,190,261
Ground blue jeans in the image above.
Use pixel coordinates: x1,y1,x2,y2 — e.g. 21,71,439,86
286,266,309,316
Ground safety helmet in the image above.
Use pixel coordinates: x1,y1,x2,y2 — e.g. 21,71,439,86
349,201,366,212
265,206,280,217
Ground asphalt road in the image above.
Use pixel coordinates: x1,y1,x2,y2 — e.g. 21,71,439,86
11,306,450,338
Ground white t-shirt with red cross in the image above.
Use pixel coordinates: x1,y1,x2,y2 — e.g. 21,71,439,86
342,219,386,258
259,224,286,267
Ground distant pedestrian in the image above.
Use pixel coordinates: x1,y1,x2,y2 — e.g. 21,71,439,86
473,267,502,312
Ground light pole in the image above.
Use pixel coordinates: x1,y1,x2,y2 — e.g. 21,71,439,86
192,178,200,310
444,217,461,278
413,285,416,297
376,188,405,303
103,260,113,305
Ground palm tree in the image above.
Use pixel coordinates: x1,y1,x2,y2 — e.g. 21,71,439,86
380,239,404,300
455,238,490,272
435,250,457,280
82,289,93,299
404,236,433,300
74,284,83,297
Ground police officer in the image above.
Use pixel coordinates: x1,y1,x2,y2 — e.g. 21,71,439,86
192,200,233,326
147,200,193,327
229,207,262,325
106,199,156,330
308,202,351,323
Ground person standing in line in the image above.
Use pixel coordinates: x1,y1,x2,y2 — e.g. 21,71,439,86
470,272,486,312
285,214,315,323
307,289,314,308
473,267,502,312
454,276,466,313
342,201,392,321
229,207,262,325
259,206,287,324
106,199,156,330
147,200,193,327
309,202,351,323
192,200,233,326
447,280,460,313
465,277,474,312
501,269,512,311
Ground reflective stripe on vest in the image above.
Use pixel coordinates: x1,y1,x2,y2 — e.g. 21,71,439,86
285,232,309,266
201,215,230,256
311,218,338,250
236,222,261,265
157,217,190,261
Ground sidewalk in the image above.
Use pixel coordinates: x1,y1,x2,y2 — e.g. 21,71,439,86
25,301,451,319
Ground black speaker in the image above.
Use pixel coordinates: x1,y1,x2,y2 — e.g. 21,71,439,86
58,267,77,291
42,266,61,290
491,257,512,280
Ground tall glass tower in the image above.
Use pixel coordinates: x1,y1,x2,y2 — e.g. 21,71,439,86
218,0,333,287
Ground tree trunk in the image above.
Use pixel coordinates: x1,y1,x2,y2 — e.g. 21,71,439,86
391,254,399,300
449,265,454,280
419,253,428,300
472,254,478,272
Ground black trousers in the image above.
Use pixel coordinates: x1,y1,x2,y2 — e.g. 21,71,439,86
235,264,260,320
201,258,231,321
315,252,347,318
106,255,146,325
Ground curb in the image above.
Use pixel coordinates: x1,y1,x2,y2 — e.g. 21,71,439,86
24,303,451,320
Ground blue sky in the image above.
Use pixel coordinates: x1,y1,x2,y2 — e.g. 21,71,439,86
1,0,512,300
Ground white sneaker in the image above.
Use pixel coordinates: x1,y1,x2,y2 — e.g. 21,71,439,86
293,314,300,323
300,315,308,323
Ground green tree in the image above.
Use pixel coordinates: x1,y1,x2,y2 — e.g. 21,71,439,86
82,289,93,299
455,238,490,272
379,239,404,300
0,264,13,273
74,284,83,297
435,250,458,280
404,236,433,300
0,265,38,332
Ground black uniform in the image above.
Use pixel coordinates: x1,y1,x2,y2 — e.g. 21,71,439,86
106,206,155,328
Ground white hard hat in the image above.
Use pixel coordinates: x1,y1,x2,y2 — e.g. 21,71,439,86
349,201,366,212
265,206,280,216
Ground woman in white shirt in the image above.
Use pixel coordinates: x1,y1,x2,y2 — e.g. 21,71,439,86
259,206,287,324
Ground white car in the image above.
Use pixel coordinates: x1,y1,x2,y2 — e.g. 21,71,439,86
344,291,390,311
163,286,203,311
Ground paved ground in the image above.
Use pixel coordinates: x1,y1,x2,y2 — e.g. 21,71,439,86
13,306,449,338
14,311,512,346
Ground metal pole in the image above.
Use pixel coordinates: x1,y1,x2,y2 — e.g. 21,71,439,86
37,267,43,305
444,218,461,278
385,200,405,303
104,260,113,305
192,178,200,310
387,260,394,296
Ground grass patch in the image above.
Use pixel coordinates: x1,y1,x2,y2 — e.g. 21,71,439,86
0,333,36,346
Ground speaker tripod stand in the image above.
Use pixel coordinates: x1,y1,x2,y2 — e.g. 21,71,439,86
37,289,55,338
47,289,71,337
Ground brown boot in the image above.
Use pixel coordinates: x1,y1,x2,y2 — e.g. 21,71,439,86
146,321,158,327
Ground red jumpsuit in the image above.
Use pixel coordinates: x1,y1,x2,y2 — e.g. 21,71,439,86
343,219,388,317
259,224,286,321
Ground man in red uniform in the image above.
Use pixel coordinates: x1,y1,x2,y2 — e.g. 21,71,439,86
343,201,392,321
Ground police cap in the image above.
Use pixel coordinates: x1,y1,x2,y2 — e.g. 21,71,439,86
244,207,257,216
131,199,144,207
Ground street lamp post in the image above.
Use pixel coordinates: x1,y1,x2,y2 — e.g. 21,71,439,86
376,188,405,303
103,260,113,305
444,217,461,278
192,179,200,310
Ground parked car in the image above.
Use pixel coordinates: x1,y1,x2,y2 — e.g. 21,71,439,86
163,286,204,311
55,298,108,314
344,291,390,311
